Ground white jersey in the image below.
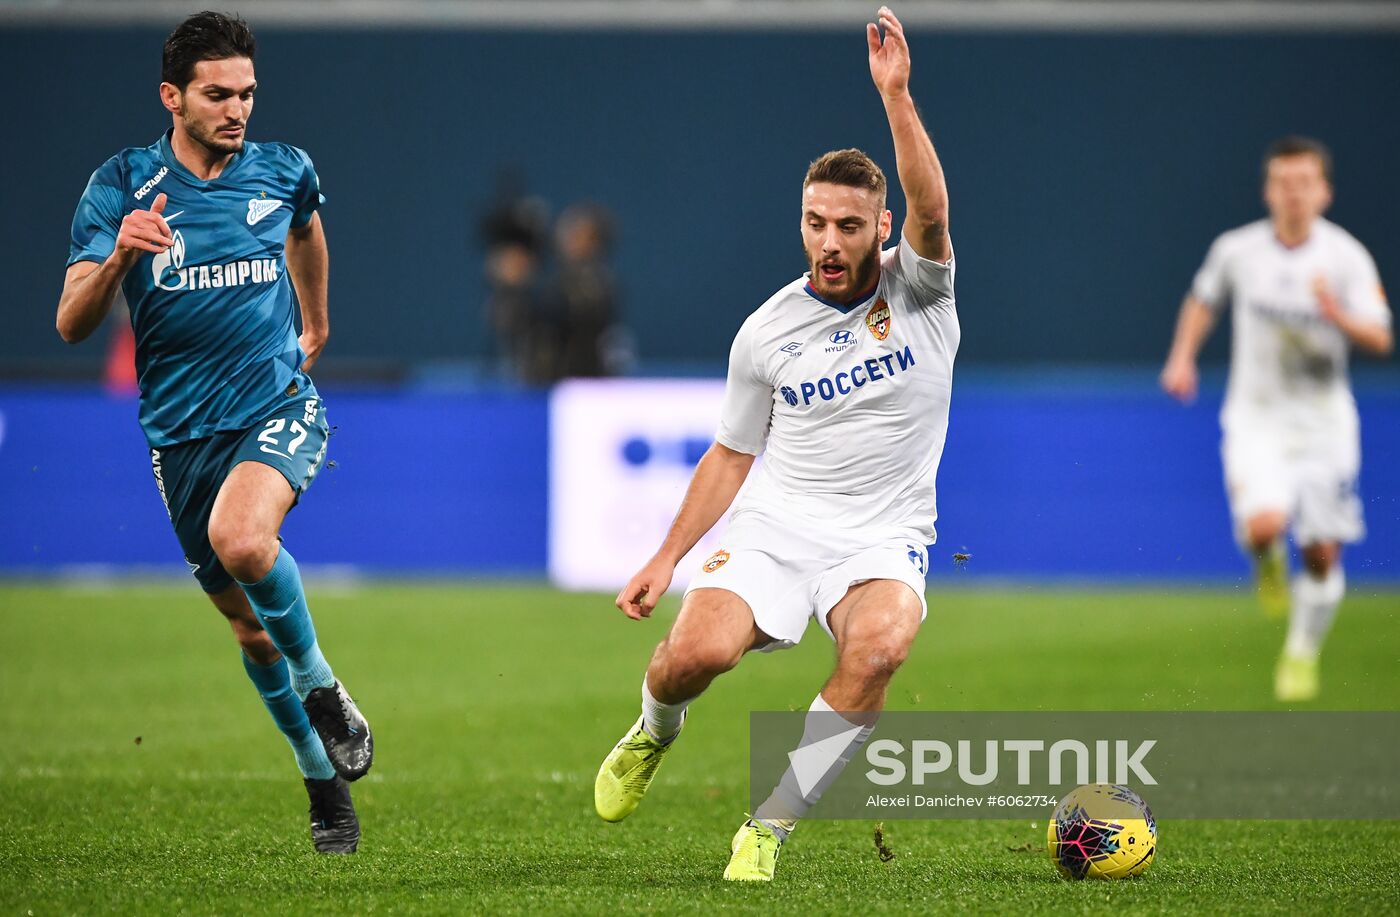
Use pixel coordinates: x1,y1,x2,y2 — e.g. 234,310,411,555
1191,218,1391,429
715,238,959,544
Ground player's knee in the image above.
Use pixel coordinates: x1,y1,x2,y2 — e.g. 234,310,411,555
1300,543,1338,577
207,521,277,581
843,635,912,684
658,590,753,680
839,611,919,684
657,632,743,684
1244,513,1286,550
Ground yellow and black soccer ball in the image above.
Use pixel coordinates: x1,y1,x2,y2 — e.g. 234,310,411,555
1046,784,1156,880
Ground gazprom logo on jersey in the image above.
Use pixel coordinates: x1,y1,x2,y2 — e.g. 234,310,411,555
786,345,916,407
151,230,281,292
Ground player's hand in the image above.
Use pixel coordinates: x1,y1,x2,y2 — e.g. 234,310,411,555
1159,356,1199,403
868,6,912,101
111,193,174,265
616,557,675,620
1313,276,1345,326
299,331,326,371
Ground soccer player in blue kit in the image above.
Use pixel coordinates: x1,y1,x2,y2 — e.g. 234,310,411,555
55,12,372,853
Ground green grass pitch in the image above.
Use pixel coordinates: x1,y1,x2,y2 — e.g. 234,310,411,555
2,581,1398,914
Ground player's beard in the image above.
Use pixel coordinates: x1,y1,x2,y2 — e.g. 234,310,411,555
180,109,245,157
807,236,882,303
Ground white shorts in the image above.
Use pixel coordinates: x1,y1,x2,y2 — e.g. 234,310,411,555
1221,414,1364,546
682,509,930,652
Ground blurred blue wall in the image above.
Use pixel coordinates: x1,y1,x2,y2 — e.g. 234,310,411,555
5,26,1399,374
3,382,1397,583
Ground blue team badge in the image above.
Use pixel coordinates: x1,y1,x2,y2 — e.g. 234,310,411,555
247,197,284,226
780,385,799,407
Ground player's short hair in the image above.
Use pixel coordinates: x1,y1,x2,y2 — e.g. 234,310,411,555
161,11,257,89
1263,135,1333,184
804,149,888,210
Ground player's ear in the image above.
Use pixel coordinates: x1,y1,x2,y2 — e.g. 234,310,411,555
880,209,893,243
159,82,182,116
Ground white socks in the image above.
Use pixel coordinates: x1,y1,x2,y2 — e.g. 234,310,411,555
641,674,689,744
1285,566,1345,658
755,693,875,837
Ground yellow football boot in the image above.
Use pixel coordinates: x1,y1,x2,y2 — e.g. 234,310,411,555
723,819,784,882
1275,652,1320,702
594,716,677,823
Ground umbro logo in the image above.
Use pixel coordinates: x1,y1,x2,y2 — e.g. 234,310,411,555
779,341,803,357
246,198,284,225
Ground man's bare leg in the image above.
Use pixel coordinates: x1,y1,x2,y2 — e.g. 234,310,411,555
595,588,768,822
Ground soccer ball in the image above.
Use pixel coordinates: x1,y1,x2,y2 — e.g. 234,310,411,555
1046,784,1156,880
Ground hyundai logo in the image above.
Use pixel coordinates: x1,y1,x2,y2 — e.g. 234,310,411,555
829,330,855,345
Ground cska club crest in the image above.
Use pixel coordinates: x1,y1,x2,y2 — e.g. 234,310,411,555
702,549,730,573
865,298,892,341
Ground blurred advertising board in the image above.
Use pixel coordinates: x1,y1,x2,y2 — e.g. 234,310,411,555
548,379,744,593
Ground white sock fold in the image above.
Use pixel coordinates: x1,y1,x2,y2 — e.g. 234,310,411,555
640,674,690,744
755,693,875,833
1285,566,1345,658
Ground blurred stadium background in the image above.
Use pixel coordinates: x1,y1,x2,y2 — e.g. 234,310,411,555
4,2,1400,912
4,1,1397,587
6,0,1400,591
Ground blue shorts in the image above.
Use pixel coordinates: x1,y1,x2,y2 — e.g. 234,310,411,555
149,392,329,593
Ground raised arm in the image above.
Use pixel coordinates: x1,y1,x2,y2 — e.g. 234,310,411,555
615,443,756,620
285,211,329,371
868,6,950,263
57,192,172,344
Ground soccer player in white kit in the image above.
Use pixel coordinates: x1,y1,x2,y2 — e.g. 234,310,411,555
593,8,956,881
1161,136,1392,702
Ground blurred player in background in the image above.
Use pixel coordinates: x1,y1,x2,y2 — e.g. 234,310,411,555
55,12,373,851
1161,136,1393,702
594,8,957,881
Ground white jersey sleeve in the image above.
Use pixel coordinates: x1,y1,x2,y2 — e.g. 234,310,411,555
1191,233,1233,309
1340,242,1392,328
888,237,955,308
714,315,773,455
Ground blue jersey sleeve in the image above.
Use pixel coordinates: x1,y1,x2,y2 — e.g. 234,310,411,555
68,159,124,266
290,147,324,229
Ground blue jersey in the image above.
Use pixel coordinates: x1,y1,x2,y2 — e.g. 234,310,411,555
69,131,324,447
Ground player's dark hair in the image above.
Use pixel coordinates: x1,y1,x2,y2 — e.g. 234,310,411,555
1263,135,1333,184
805,149,888,209
161,11,256,89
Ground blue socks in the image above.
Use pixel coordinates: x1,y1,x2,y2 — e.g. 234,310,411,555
238,547,336,700
241,653,335,780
